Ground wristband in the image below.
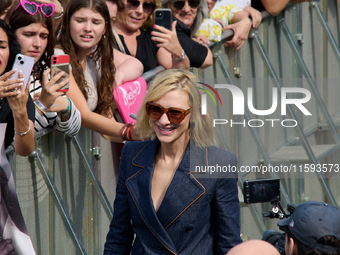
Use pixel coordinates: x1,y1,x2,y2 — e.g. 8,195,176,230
127,125,133,141
15,123,31,136
61,98,71,116
35,99,48,112
172,49,185,61
120,123,133,142
52,6,63,19
34,101,46,114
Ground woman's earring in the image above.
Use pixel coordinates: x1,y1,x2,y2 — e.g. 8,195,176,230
103,34,106,39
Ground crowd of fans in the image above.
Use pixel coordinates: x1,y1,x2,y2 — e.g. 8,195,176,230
1,0,334,254
0,0,312,152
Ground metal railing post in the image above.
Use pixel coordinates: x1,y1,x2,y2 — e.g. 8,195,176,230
277,16,340,145
72,136,113,219
311,1,340,64
249,29,338,208
31,149,87,255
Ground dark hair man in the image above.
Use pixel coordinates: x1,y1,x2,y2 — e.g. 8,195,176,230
277,201,340,255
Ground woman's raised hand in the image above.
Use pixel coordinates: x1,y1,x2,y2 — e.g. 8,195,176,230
0,70,24,99
7,71,29,115
151,21,183,58
37,68,70,108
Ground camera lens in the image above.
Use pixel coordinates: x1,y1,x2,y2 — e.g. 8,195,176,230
54,57,57,60
18,56,22,60
53,61,56,64
20,60,24,64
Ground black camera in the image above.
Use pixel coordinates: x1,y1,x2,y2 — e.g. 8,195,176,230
262,230,286,255
243,178,280,204
243,179,296,255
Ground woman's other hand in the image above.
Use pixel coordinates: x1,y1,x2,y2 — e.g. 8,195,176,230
224,17,251,50
152,21,190,70
243,6,262,28
0,70,24,99
7,71,28,114
193,35,210,45
151,22,183,58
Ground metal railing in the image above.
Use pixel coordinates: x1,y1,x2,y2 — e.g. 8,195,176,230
199,0,340,238
6,1,340,253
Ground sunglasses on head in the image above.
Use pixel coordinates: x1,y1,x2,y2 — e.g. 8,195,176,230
15,0,55,17
146,102,191,124
173,0,200,10
126,0,156,14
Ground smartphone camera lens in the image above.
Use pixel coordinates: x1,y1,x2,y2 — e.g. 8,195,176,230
53,61,57,64
156,11,162,17
18,56,22,60
20,60,24,64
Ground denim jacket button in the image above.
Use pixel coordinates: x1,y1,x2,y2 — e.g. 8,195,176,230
186,224,195,231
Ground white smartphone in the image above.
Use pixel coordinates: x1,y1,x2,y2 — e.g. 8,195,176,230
9,54,35,89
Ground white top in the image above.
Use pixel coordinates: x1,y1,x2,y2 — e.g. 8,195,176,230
214,0,250,9
84,57,99,111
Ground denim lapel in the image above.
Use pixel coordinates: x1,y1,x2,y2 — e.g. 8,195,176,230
156,142,206,230
126,140,178,254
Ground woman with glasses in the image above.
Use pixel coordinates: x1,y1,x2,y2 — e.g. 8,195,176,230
104,69,242,254
5,0,82,136
113,0,190,72
161,0,215,68
57,0,143,142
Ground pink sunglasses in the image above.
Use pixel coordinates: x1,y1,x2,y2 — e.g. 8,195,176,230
15,0,55,17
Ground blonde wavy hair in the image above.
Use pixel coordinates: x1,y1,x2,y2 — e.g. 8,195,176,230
135,69,216,148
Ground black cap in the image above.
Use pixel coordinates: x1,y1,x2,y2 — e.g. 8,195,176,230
277,201,340,253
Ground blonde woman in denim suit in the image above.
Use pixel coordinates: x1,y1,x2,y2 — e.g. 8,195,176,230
104,69,242,255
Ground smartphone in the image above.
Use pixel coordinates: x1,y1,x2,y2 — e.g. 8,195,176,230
243,178,280,204
51,54,70,92
9,54,35,90
154,8,172,30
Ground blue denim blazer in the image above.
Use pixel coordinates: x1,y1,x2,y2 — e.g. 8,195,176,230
104,139,242,255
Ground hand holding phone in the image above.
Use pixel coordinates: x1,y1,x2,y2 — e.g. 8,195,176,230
154,8,172,30
9,54,35,89
51,55,70,92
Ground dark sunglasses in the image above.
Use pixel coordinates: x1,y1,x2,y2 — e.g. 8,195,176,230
173,0,200,10
126,0,156,14
146,102,190,124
